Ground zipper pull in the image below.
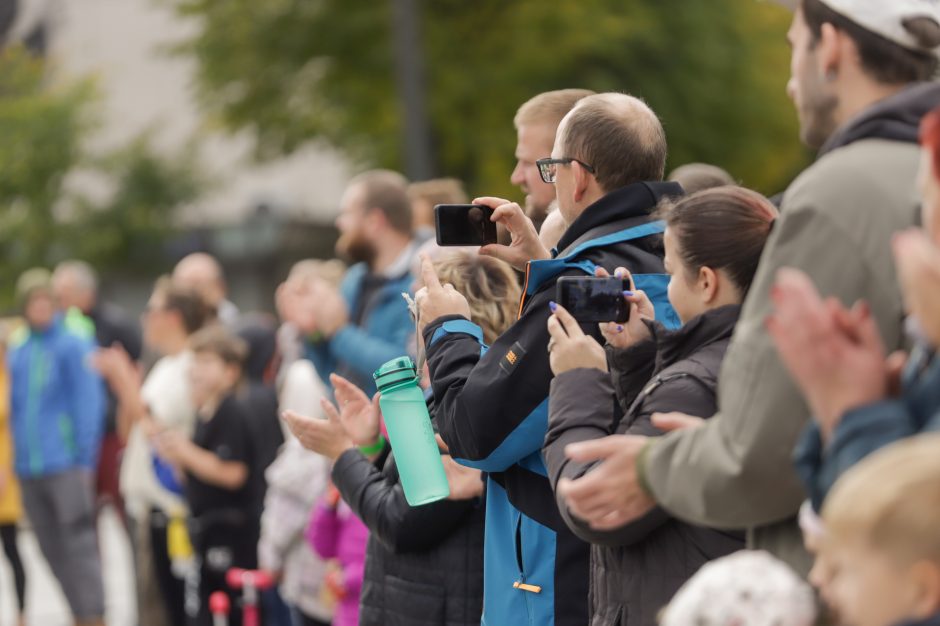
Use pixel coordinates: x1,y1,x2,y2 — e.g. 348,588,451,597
513,581,542,594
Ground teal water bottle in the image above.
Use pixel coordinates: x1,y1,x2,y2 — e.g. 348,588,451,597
373,357,450,506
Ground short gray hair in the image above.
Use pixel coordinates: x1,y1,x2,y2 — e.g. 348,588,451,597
53,260,99,295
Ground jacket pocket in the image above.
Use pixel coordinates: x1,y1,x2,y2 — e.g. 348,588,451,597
383,575,445,626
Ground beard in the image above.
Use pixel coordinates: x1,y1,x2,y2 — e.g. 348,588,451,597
798,70,839,150
336,229,377,266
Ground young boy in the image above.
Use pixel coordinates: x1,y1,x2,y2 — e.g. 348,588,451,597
153,326,258,626
814,434,940,626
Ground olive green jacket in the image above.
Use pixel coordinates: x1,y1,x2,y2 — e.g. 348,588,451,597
640,83,940,575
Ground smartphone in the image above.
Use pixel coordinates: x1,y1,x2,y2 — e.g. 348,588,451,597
434,204,498,247
555,276,630,323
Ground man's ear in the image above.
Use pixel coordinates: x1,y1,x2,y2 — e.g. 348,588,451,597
573,161,591,203
908,560,940,619
817,22,844,80
226,363,244,389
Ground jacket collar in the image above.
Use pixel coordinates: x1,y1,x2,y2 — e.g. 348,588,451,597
646,304,741,370
555,181,683,254
27,314,64,339
820,82,940,156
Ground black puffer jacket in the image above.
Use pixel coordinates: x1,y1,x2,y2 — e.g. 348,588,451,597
332,443,484,626
543,305,745,626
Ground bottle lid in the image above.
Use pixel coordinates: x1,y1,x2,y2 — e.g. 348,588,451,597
373,356,418,390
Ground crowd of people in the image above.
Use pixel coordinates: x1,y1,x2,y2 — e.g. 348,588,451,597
3,0,940,625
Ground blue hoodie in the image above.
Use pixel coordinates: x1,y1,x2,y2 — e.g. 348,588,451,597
8,314,106,478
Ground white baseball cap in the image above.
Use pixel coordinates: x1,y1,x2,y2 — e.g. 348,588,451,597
773,0,940,53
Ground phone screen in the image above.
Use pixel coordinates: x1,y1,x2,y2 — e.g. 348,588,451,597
555,277,630,323
434,204,498,247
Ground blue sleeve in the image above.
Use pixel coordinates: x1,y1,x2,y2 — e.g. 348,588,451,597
65,338,106,469
306,340,337,387
326,315,414,382
304,265,414,386
794,399,917,511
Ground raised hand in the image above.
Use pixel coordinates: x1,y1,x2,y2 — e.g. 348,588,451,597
596,267,655,349
476,196,550,271
766,268,889,441
285,402,355,461
546,302,608,375
894,228,940,347
414,255,472,337
329,374,382,448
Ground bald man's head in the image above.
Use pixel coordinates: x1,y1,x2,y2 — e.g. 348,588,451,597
52,260,99,313
173,253,227,308
559,93,667,194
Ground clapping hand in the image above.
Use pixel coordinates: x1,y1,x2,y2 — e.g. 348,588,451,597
766,268,891,441
894,228,940,348
327,374,382,449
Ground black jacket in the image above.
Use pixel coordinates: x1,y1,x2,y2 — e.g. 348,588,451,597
89,302,142,434
332,444,484,626
425,182,682,626
544,305,745,626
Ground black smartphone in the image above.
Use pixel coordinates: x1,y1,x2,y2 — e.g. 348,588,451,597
555,276,630,323
434,204,498,247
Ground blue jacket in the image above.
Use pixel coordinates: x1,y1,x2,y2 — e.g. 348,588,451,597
8,314,106,478
794,341,940,511
307,262,415,395
424,182,682,626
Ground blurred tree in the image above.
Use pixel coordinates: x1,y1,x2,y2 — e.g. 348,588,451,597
0,47,204,308
176,0,808,197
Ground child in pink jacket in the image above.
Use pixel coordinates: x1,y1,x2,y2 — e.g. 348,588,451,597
307,485,369,626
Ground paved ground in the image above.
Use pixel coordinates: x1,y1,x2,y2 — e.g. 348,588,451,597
0,507,136,626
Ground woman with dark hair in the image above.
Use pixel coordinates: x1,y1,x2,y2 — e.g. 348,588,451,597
542,186,777,626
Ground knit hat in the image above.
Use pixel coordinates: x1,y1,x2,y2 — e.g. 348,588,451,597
772,0,940,55
15,268,53,309
660,551,817,626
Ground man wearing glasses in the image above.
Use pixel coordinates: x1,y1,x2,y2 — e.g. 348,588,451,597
416,93,681,626
510,89,595,232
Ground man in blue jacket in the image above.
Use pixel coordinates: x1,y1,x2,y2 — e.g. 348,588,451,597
287,170,418,394
8,268,106,626
416,93,681,626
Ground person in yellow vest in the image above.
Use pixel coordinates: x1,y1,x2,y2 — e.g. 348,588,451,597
0,337,27,626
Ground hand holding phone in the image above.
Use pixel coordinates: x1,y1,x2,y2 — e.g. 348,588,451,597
434,204,498,247
555,277,630,324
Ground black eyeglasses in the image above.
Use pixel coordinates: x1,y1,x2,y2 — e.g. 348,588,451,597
536,157,595,184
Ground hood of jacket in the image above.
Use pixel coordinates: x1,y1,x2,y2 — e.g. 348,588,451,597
820,82,940,156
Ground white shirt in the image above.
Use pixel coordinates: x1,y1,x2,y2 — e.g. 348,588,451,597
120,350,196,519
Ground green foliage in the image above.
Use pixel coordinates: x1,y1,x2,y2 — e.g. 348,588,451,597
0,47,204,308
173,0,809,197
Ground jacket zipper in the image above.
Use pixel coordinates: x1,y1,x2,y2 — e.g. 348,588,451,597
26,338,46,475
517,262,531,320
512,516,542,595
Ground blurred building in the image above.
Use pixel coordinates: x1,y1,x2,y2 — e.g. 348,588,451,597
3,0,352,312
